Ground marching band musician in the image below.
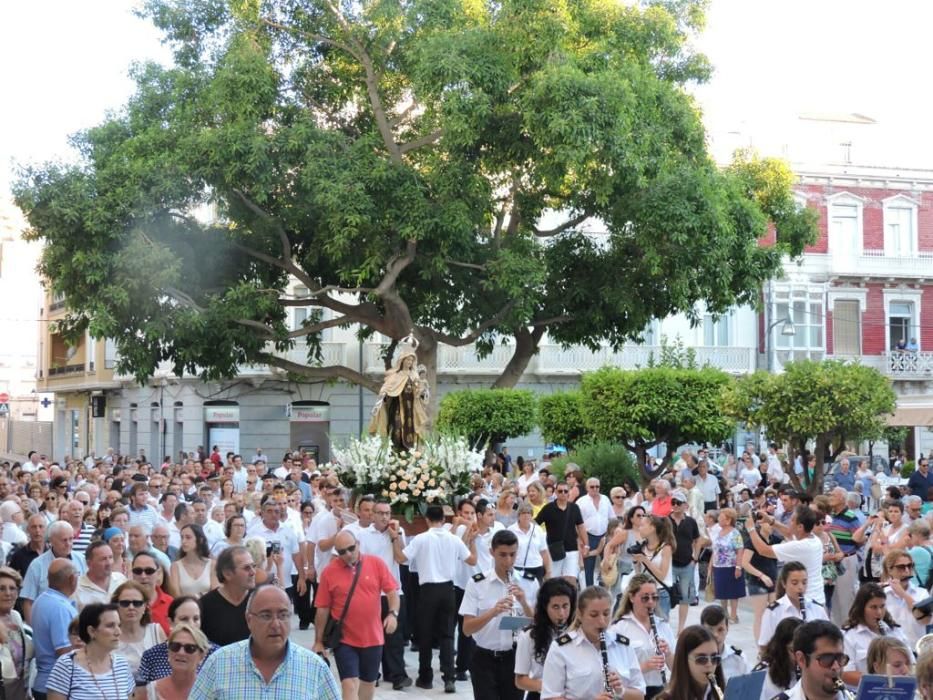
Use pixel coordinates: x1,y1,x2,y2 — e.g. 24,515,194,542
541,586,646,700
515,578,577,700
699,605,748,682
752,618,802,700
840,582,909,689
772,620,851,700
880,549,930,649
610,574,674,700
652,625,724,700
758,562,828,651
460,529,536,700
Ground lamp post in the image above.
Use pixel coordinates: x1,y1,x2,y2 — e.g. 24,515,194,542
766,317,797,373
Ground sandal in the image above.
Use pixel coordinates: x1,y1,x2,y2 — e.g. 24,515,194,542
729,615,739,624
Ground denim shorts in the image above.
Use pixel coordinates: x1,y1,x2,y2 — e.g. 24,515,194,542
334,643,383,682
671,563,696,603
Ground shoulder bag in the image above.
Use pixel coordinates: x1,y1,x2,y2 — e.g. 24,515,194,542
547,505,573,562
322,557,364,649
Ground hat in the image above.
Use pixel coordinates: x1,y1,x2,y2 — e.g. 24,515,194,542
102,527,123,543
671,489,688,503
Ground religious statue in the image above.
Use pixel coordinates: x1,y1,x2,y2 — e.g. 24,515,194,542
369,333,430,451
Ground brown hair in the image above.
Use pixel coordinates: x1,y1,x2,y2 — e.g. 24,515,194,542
112,580,153,625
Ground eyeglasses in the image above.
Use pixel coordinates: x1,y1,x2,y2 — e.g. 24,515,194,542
671,499,684,506
336,544,357,556
639,594,661,602
556,489,569,494
611,495,624,500
808,652,849,669
250,610,291,623
690,654,722,666
633,513,645,518
168,641,202,654
118,599,146,608
132,567,158,576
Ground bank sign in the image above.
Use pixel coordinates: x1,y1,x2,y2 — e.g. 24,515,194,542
290,406,330,423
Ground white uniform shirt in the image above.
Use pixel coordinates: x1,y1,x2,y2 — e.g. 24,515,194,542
883,581,926,648
721,645,749,682
610,613,674,688
246,521,301,579
757,595,829,647
459,569,538,651
359,524,405,592
454,523,501,589
509,522,548,570
781,679,848,700
402,526,471,583
771,535,826,605
515,627,546,681
541,629,646,700
576,494,612,537
843,622,909,676
307,509,338,572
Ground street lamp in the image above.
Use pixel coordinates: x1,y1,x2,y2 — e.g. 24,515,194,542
766,316,797,373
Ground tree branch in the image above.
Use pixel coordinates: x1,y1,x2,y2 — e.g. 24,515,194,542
375,239,417,297
428,301,517,346
259,17,361,62
399,129,443,155
259,353,381,393
162,287,205,313
445,258,487,272
235,313,352,339
533,212,590,238
530,315,572,327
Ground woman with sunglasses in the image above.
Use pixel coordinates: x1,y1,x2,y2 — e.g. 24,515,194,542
111,581,166,678
611,574,674,700
137,595,218,690
840,582,909,688
757,562,828,653
515,578,577,700
653,625,725,700
751,617,801,700
143,623,209,700
39,490,59,526
881,549,929,649
541,586,646,700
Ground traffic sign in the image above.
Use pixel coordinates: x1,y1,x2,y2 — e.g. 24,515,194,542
0,393,8,404
0,404,8,416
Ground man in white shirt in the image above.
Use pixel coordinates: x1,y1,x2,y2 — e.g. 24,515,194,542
767,443,786,484
576,478,612,587
695,461,721,512
747,504,826,605
73,540,126,611
247,496,306,601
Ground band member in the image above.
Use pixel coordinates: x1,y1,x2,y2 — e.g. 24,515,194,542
515,578,577,700
752,618,802,700
611,574,674,700
460,530,535,700
865,636,912,676
653,625,725,700
699,605,748,682
758,562,828,651
841,582,909,688
773,620,850,700
541,586,646,700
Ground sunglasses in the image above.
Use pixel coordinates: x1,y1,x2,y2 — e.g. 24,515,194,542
132,567,158,576
893,563,915,571
639,594,660,602
691,654,722,666
671,499,684,506
336,544,357,556
808,652,849,669
556,489,569,494
118,599,146,608
168,641,202,654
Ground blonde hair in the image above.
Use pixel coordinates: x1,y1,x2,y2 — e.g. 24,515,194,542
614,573,656,620
882,549,913,581
719,508,737,526
168,622,209,654
917,650,933,693
867,636,912,675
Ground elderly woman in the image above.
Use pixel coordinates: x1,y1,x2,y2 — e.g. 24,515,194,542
0,567,31,699
0,503,26,547
103,527,130,578
710,508,745,624
141,623,208,700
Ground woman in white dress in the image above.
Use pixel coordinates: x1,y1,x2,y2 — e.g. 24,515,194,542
169,524,216,598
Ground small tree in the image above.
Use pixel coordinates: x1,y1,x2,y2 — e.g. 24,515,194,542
722,360,896,495
551,442,639,490
538,391,588,450
580,366,734,482
437,389,537,449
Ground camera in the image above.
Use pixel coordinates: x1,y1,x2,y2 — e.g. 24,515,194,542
913,596,933,620
627,540,647,556
266,541,282,557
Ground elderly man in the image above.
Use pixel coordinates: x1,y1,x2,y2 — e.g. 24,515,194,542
651,478,673,517
73,539,126,610
31,558,78,700
834,458,856,492
150,522,179,560
61,499,94,554
576,478,612,587
21,521,86,624
9,514,47,580
191,584,340,699
315,530,400,700
248,497,305,604
826,487,866,625
200,546,256,647
127,523,171,570
0,501,27,546
695,460,721,512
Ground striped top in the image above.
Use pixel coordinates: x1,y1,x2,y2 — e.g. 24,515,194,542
47,651,135,700
827,509,861,554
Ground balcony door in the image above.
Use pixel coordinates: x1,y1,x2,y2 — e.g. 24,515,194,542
832,300,861,355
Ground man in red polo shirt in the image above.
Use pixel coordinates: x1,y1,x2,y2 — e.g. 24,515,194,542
314,529,400,700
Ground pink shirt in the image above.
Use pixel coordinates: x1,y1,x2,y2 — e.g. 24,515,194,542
316,554,398,648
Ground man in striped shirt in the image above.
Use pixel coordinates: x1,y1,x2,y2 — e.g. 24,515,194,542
61,500,94,555
827,487,866,625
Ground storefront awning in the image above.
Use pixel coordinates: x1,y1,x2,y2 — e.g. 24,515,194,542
886,407,933,427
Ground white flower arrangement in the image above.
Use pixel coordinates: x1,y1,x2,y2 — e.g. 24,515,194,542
332,433,483,521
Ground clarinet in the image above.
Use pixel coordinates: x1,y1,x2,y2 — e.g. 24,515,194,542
799,593,807,621
649,611,668,686
833,678,857,700
708,672,724,700
598,631,613,695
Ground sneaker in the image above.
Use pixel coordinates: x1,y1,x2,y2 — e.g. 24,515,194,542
393,678,413,690
444,680,456,693
415,679,432,690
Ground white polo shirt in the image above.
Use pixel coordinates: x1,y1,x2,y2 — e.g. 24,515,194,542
402,526,471,584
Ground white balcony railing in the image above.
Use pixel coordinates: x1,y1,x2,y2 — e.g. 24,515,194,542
537,345,757,375
883,351,933,379
802,249,933,278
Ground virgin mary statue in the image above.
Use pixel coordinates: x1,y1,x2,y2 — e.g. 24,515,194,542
368,336,430,450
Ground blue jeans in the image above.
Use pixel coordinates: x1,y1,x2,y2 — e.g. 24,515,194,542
583,532,603,587
671,562,696,605
657,586,671,619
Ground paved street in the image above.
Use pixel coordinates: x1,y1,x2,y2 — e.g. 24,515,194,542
291,597,761,699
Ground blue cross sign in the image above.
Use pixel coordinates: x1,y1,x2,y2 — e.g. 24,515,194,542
40,397,52,408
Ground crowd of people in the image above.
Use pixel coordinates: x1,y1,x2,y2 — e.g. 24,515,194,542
1,443,933,700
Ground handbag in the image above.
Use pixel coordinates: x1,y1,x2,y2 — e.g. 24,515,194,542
322,557,364,649
547,506,573,562
642,545,682,607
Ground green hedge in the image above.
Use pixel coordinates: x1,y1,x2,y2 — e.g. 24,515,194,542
436,388,537,447
550,441,638,490
538,391,588,449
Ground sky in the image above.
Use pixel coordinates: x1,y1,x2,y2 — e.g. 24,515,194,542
3,0,933,196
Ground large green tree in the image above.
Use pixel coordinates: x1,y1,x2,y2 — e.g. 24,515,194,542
14,0,815,404
722,360,897,495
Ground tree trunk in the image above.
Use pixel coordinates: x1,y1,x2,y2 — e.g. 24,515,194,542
492,327,543,389
416,332,439,426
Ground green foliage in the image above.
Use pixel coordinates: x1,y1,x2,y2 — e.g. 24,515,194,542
538,391,588,449
722,360,896,494
647,336,700,369
883,426,909,449
579,366,733,481
902,460,916,479
550,441,638,490
436,389,537,447
14,0,816,394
